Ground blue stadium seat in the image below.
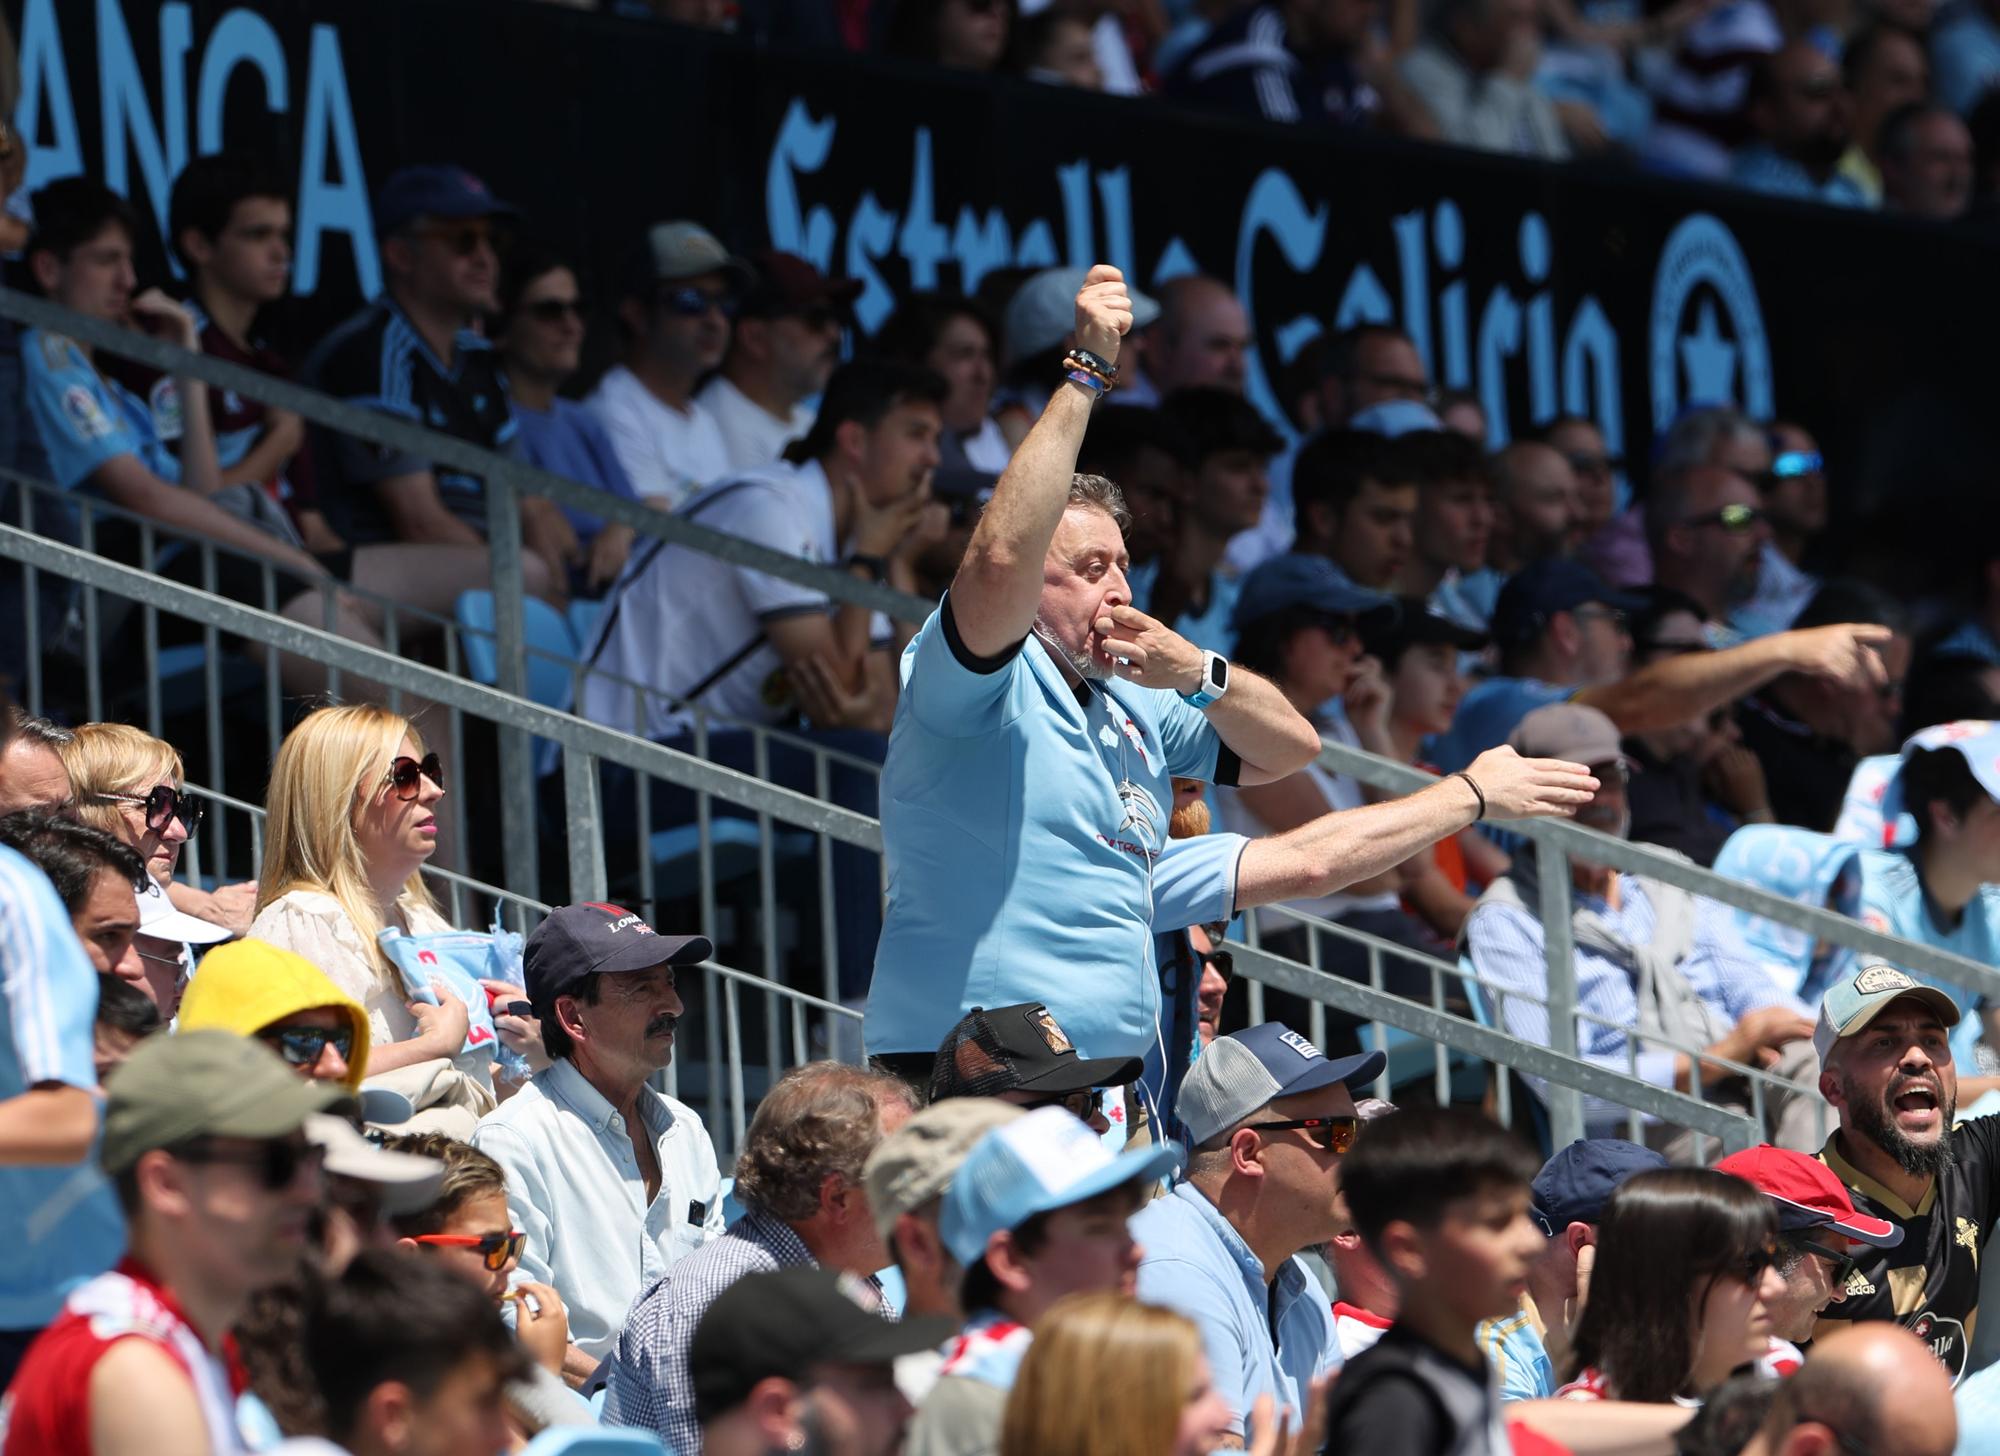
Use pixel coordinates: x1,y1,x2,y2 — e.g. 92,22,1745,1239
650,821,816,900
567,597,605,652
454,591,582,712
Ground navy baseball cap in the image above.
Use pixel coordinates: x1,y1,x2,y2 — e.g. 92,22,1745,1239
523,903,711,1014
376,165,518,236
1530,1138,1668,1236
1230,553,1393,636
1491,560,1646,650
1176,1023,1385,1147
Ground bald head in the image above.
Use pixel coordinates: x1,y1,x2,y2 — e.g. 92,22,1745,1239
1490,441,1580,564
1751,1325,1955,1456
1150,276,1249,394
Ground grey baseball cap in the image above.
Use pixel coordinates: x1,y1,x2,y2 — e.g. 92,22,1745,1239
861,1098,1023,1243
634,220,753,290
1176,1023,1385,1148
1002,266,1161,367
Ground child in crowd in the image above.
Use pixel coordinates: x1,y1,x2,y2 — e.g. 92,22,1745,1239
383,1131,587,1435
1323,1107,1545,1456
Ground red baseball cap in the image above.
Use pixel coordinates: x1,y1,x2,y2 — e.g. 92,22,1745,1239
1715,1145,1903,1248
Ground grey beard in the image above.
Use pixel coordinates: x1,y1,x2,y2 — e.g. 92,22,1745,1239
1846,1076,1957,1178
1035,616,1110,681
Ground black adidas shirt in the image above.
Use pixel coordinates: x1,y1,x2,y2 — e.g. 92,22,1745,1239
1816,1118,2000,1384
300,298,516,546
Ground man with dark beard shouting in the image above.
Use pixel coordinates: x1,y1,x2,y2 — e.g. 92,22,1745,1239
1814,964,2000,1383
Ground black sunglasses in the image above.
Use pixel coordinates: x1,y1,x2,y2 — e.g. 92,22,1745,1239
382,752,444,801
94,784,202,837
1197,949,1234,978
174,1135,322,1192
1020,1087,1107,1123
1788,1235,1861,1288
1245,1115,1361,1154
1739,1235,1783,1284
259,1024,355,1069
523,296,590,324
659,285,738,319
414,221,501,257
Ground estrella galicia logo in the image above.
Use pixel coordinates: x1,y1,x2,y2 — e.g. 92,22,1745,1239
1648,214,1772,434
1905,1310,1968,1384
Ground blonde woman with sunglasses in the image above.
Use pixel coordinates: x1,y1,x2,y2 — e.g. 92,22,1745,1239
62,722,246,1006
251,705,500,1125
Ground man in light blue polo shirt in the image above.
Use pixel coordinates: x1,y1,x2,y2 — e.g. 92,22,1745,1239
0,836,124,1388
865,267,1323,1074
1861,721,2000,1009
1132,1023,1385,1445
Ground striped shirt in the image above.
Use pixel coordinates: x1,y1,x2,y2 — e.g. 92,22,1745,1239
600,1210,891,1453
0,846,125,1328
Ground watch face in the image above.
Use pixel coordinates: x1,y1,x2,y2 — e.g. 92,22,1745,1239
1211,656,1228,691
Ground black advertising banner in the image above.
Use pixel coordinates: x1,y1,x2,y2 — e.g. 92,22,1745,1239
11,0,1996,584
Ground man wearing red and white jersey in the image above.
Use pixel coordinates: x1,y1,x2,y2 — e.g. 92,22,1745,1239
0,1030,340,1455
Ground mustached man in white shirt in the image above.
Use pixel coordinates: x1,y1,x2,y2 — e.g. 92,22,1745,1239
697,250,859,474
587,221,745,509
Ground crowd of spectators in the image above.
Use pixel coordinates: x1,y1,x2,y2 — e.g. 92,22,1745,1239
7,1,2000,1438
592,0,2000,222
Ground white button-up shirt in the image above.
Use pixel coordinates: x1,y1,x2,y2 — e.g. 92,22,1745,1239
472,1058,724,1359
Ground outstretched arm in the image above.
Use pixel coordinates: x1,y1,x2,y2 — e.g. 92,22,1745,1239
1233,747,1598,909
1577,623,1890,734
948,265,1132,658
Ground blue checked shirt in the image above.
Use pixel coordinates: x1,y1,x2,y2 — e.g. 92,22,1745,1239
1465,875,1805,1126
600,1210,892,1452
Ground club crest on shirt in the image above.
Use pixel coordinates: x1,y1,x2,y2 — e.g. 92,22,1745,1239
62,384,113,440
1956,1216,1980,1250
147,376,183,441
1029,1007,1074,1056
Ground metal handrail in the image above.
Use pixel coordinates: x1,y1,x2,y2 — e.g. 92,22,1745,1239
7,521,1832,1150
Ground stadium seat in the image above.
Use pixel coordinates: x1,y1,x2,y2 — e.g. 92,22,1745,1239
454,590,582,711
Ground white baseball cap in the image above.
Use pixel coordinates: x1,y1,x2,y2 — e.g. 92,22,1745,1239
136,876,232,945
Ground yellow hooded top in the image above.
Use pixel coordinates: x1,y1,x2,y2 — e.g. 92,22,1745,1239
176,938,372,1089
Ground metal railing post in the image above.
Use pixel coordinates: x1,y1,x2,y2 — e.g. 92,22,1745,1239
483,472,538,902
1535,835,1585,1149
563,746,609,904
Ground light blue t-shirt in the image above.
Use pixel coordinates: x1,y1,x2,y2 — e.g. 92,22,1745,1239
1956,1354,2000,1456
1128,558,1241,656
1859,848,2000,1010
0,845,125,1328
511,395,641,542
20,328,181,492
1730,144,1872,208
1430,675,1573,772
1476,1302,1556,1402
866,598,1226,1059
1132,1181,1341,1439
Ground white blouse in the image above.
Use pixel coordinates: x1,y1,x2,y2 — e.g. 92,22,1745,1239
249,888,491,1087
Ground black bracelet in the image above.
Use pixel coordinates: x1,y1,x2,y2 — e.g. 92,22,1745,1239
1451,771,1486,822
1065,346,1120,380
845,553,888,582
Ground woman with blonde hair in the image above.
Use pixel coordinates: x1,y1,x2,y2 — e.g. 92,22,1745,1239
1000,1293,1322,1456
63,722,244,1008
249,704,493,1114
